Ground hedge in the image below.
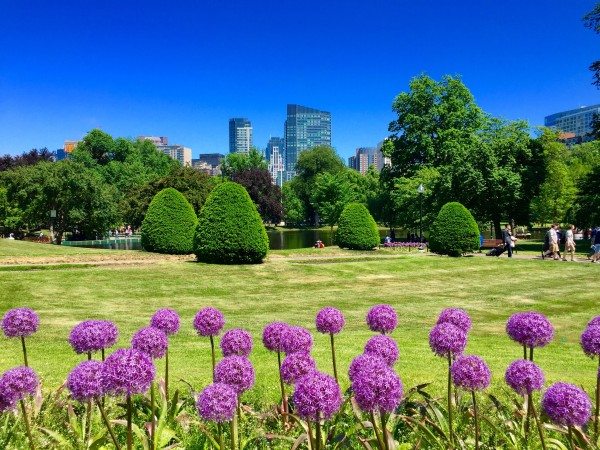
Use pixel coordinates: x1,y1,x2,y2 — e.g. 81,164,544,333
194,182,269,264
141,188,198,254
428,202,480,257
336,203,380,250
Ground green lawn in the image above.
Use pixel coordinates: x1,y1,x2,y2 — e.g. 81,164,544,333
0,240,598,407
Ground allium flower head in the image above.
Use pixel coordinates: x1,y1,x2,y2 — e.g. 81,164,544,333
436,308,472,333
505,360,544,396
131,326,168,359
262,322,290,353
366,304,398,334
581,325,600,357
193,307,224,337
220,328,253,357
281,326,313,354
364,335,399,366
68,320,119,354
280,352,316,385
588,316,600,328
67,361,105,402
196,383,237,423
0,390,15,412
451,355,491,391
214,356,255,394
2,308,39,338
506,312,554,348
429,322,467,357
101,348,155,396
315,307,345,334
352,367,403,413
0,366,38,406
542,382,591,427
150,308,180,336
348,353,389,382
293,371,342,421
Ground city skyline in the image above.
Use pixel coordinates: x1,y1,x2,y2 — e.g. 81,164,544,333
1,1,599,160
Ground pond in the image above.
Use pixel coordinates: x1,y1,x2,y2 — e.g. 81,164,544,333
61,229,394,251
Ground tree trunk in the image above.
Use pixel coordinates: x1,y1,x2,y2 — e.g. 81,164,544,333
493,218,502,239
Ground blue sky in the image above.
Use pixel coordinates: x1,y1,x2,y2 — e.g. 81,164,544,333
1,0,599,160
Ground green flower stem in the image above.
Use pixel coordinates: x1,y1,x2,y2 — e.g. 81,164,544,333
307,421,316,450
471,391,480,450
87,351,92,361
447,353,454,448
595,357,600,442
210,336,216,382
523,344,527,360
529,347,534,362
85,398,92,443
525,392,532,443
20,399,35,450
230,408,238,450
380,410,390,450
126,394,133,450
315,415,322,450
370,411,384,450
96,396,121,450
21,336,29,367
330,333,339,384
277,351,288,421
101,348,105,361
150,381,155,450
165,347,170,400
568,426,574,450
529,396,547,450
217,423,224,450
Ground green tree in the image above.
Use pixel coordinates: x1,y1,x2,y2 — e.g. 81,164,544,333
335,203,380,250
282,182,305,226
73,129,116,165
573,163,600,227
429,202,480,257
220,148,267,178
530,160,576,224
231,168,283,224
584,3,600,87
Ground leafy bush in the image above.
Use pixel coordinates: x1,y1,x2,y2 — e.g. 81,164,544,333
141,188,198,254
336,203,380,250
429,202,480,256
194,182,269,264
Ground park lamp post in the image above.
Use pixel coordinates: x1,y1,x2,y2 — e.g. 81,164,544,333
417,184,425,242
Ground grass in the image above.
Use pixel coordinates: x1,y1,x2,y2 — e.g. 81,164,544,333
0,239,598,408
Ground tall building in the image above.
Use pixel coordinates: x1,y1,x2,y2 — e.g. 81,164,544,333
266,137,285,186
196,153,224,167
544,104,600,144
137,136,168,146
139,136,192,166
284,104,331,178
348,145,390,173
229,118,253,153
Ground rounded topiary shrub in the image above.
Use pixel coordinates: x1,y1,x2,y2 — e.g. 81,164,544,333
335,203,380,250
428,202,480,257
194,182,269,264
141,188,198,254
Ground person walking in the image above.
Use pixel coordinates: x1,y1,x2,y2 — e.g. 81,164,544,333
565,224,576,261
502,224,513,258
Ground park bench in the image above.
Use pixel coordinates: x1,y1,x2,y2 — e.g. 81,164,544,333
480,239,503,249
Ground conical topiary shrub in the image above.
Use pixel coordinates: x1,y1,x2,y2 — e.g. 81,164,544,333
335,203,380,250
194,182,269,264
429,202,480,257
141,188,198,254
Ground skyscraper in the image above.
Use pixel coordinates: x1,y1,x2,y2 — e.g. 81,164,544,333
229,118,253,153
266,137,285,186
348,145,390,174
284,104,331,178
544,104,600,144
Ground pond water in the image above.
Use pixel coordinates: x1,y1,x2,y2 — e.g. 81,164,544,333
62,229,393,251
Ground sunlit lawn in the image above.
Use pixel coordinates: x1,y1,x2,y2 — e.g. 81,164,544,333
0,239,598,407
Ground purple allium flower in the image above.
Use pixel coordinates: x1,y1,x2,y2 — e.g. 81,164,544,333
68,320,119,354
506,312,554,348
1,308,39,338
281,326,313,354
0,366,38,406
67,361,105,402
504,360,545,396
581,325,600,357
293,371,342,421
193,307,225,337
262,322,290,353
588,316,600,328
436,308,472,333
101,348,155,396
214,356,255,395
315,307,345,335
364,335,399,366
196,383,237,423
348,353,389,382
366,304,398,334
429,322,467,357
280,352,316,385
542,382,592,427
0,390,15,412
150,308,180,336
451,355,491,391
220,328,253,357
131,326,168,359
352,368,403,413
